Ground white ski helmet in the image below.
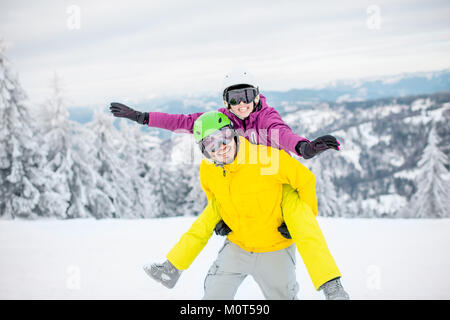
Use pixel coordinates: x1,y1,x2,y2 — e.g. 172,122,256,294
222,69,258,92
222,69,260,108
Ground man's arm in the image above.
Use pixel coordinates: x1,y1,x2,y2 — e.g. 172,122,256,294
166,197,221,270
144,198,220,289
166,163,221,270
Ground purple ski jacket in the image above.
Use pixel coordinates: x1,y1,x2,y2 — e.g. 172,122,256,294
147,94,309,157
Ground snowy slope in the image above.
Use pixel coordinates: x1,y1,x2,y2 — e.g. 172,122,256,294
1,217,449,300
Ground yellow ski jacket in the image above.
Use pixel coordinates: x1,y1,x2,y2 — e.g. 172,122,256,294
167,136,319,270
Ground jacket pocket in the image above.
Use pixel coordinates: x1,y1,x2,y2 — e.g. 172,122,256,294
204,261,219,291
218,239,230,255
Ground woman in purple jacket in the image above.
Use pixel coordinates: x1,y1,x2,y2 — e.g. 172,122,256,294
110,87,339,160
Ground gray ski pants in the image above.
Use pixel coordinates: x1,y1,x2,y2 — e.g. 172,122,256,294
203,239,299,300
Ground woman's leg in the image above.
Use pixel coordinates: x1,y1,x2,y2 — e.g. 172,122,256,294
281,184,341,290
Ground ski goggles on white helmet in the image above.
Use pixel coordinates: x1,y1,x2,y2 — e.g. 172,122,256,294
200,127,235,153
223,86,259,106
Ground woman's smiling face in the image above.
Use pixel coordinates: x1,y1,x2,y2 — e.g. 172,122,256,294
229,101,254,119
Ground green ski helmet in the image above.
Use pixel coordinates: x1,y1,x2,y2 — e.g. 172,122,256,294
193,111,238,158
193,111,232,142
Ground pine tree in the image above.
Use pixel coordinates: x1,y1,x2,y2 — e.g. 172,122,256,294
84,108,134,218
309,153,342,217
0,42,54,218
143,133,194,218
183,163,207,216
406,125,450,218
34,74,71,217
151,165,189,217
84,109,125,219
119,119,161,218
170,134,206,216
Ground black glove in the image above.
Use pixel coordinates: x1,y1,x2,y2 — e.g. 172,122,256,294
295,135,340,159
214,220,232,236
278,222,292,239
110,102,149,125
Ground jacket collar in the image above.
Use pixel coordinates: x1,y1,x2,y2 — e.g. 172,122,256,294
222,136,248,173
248,93,267,123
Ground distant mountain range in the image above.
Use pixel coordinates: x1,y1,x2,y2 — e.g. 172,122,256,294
68,68,450,126
66,68,450,147
264,69,450,105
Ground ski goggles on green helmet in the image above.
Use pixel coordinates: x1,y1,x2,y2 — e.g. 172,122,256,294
200,126,235,154
223,86,259,106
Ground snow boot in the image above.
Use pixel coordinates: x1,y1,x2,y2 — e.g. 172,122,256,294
143,260,181,289
320,277,350,300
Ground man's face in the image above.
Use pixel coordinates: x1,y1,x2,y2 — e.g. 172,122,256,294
202,127,237,164
209,138,237,164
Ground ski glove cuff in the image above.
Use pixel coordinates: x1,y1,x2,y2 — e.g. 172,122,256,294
214,220,232,236
215,220,293,239
278,222,291,239
296,135,340,159
110,102,149,125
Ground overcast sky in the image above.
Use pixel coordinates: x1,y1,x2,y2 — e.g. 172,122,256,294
1,0,450,107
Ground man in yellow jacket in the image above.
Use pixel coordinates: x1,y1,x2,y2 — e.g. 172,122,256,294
144,111,349,300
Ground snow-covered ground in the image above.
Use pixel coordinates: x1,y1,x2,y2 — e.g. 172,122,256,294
0,217,449,300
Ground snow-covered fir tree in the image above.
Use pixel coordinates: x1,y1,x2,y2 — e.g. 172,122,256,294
182,164,207,216
405,124,450,218
34,74,71,217
151,164,189,217
64,120,98,218
84,108,136,218
146,134,194,217
118,119,161,218
309,152,342,217
169,134,206,216
0,42,54,218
